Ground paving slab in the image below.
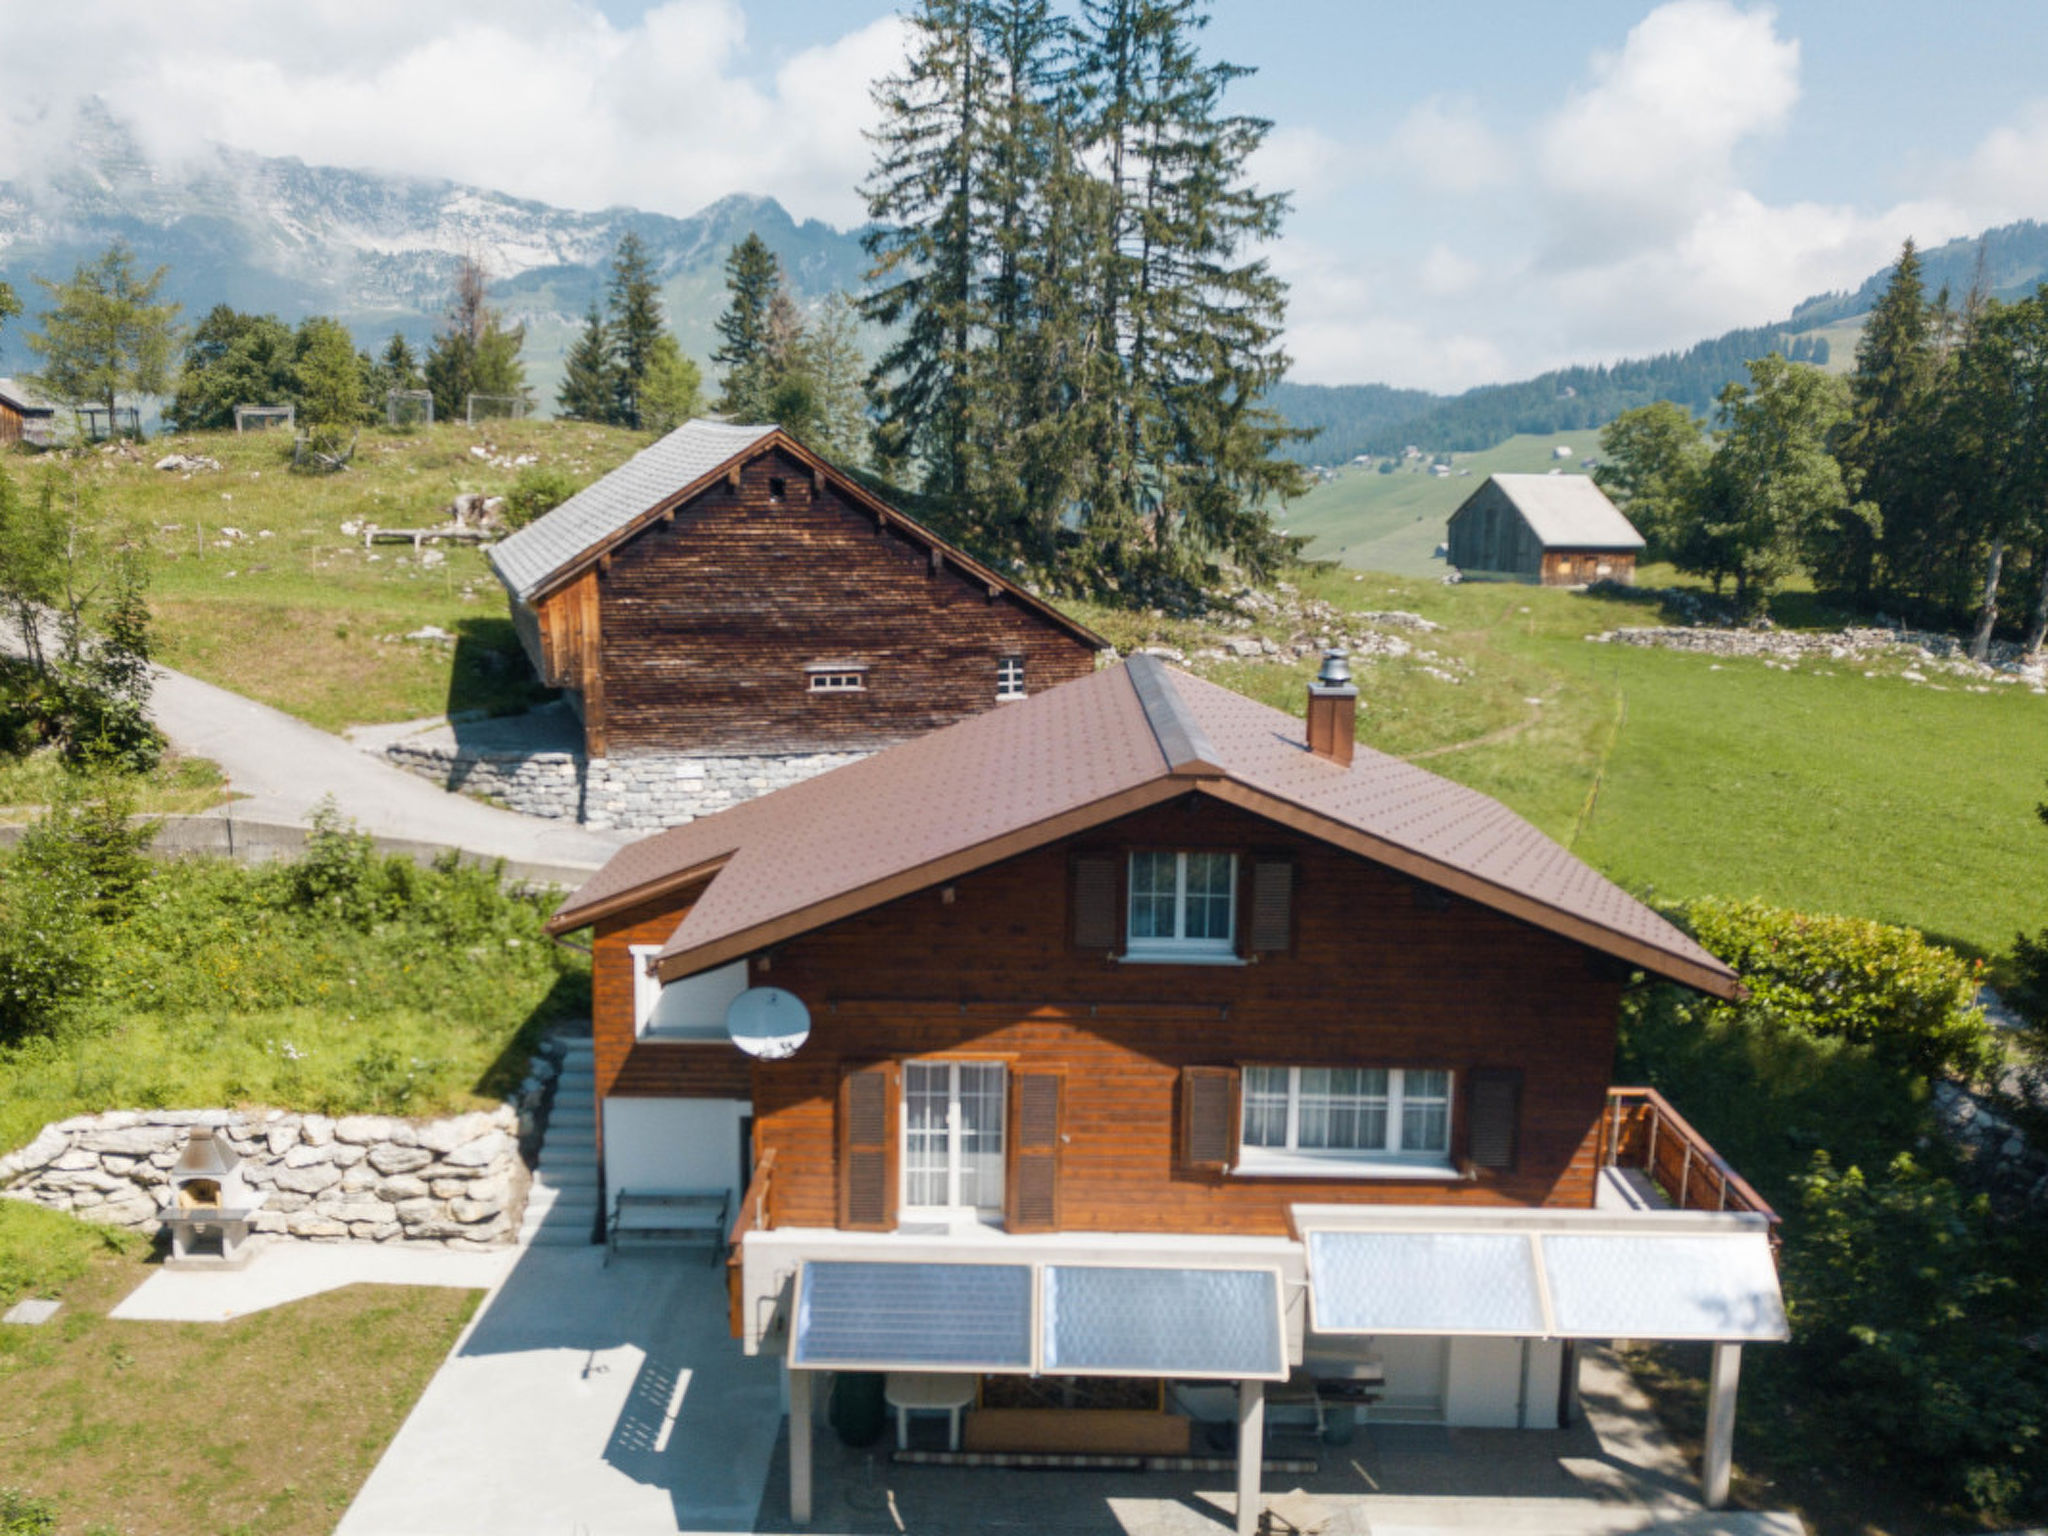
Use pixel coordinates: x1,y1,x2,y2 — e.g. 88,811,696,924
2,1298,61,1325
109,1240,516,1322
337,1245,782,1536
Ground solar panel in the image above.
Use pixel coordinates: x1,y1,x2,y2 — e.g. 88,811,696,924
792,1261,1033,1370
1040,1266,1285,1379
1307,1230,1546,1334
1540,1233,1789,1342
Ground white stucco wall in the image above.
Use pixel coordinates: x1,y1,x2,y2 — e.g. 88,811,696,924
603,1097,752,1210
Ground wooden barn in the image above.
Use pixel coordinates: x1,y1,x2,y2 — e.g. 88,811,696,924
0,379,55,448
1446,473,1644,585
548,654,1784,1528
488,420,1105,765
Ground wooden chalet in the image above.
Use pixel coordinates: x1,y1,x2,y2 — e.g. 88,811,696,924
548,654,1783,1529
488,420,1105,760
0,379,56,448
1447,473,1645,585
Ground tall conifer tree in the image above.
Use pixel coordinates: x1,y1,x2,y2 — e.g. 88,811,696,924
1832,242,1937,600
606,233,666,428
557,303,618,423
713,234,781,420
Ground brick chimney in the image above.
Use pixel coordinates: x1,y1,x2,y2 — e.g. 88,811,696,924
1306,649,1357,766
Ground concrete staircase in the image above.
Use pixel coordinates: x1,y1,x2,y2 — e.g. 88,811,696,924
519,1037,600,1247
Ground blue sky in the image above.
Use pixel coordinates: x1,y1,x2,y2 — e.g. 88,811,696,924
8,1,2048,390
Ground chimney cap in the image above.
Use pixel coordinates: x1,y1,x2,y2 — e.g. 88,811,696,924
1313,648,1355,692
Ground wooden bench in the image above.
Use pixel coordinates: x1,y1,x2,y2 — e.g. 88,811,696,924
962,1408,1192,1456
605,1187,730,1266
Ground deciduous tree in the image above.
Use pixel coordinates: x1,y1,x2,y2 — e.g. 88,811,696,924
424,256,527,423
165,306,296,432
1707,354,1851,612
25,244,181,438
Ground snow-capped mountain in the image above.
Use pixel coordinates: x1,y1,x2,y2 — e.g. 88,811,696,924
0,102,870,390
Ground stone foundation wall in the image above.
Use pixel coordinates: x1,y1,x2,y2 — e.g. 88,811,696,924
0,1106,527,1250
383,743,870,831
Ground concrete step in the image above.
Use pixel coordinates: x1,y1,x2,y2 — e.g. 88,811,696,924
524,1224,599,1247
554,1075,596,1095
530,1166,597,1191
546,1105,596,1126
523,1183,598,1212
544,1130,597,1152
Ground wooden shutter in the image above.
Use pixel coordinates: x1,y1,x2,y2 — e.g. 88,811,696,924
1179,1066,1239,1172
1006,1072,1063,1232
1248,858,1294,954
1071,853,1118,951
838,1063,898,1230
1467,1068,1521,1172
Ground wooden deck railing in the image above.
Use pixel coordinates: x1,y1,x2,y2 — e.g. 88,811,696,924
1600,1087,1778,1228
725,1147,777,1339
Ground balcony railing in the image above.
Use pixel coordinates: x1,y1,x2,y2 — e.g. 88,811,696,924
726,1147,777,1338
1600,1087,1778,1228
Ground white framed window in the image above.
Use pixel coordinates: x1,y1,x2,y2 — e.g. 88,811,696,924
1125,850,1237,960
996,655,1026,701
902,1059,1007,1214
807,664,867,693
628,947,748,1039
1239,1067,1453,1171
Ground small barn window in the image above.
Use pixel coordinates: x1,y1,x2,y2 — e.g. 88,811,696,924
996,655,1025,701
807,665,868,693
769,476,788,501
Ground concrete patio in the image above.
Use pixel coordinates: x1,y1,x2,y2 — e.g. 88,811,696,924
327,1233,1802,1536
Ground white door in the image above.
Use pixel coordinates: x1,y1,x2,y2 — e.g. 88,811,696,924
902,1061,1007,1216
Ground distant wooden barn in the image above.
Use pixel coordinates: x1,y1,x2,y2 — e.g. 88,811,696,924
1447,473,1644,585
0,379,55,448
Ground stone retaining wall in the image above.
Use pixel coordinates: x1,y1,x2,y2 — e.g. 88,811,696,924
0,1106,527,1250
1936,1081,2048,1216
383,743,870,831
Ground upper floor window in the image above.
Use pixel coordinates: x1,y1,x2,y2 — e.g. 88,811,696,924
903,1059,1007,1214
1240,1066,1452,1169
997,655,1026,701
628,948,748,1039
807,664,868,693
1126,850,1236,959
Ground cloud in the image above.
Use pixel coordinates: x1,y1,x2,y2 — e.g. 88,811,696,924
1390,98,1510,194
1539,0,1799,249
0,1,902,228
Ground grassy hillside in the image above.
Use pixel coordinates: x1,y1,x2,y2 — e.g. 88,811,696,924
1281,432,1606,575
34,420,649,732
1075,569,2048,959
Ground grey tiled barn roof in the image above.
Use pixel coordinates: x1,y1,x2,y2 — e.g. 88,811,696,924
1476,475,1645,551
489,419,778,602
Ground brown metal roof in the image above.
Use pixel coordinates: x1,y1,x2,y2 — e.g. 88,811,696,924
549,656,1738,997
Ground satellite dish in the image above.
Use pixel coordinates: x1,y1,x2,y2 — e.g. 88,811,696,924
726,987,811,1060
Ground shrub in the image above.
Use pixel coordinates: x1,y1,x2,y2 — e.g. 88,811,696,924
1785,1152,2047,1514
1682,897,1994,1083
502,464,584,529
0,1490,55,1536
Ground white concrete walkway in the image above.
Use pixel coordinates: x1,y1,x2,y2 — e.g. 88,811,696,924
109,1240,515,1322
337,1245,783,1536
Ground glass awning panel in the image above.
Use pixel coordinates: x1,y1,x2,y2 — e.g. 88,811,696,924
1540,1233,1789,1342
1041,1265,1286,1380
792,1261,1033,1371
1306,1230,1547,1335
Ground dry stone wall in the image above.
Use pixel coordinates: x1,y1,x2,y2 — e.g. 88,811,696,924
382,742,869,830
0,1106,526,1249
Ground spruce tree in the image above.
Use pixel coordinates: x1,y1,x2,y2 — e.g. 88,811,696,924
713,233,781,420
557,303,618,422
381,332,423,394
606,232,666,428
861,0,988,508
805,294,872,465
1833,241,1937,601
424,256,527,422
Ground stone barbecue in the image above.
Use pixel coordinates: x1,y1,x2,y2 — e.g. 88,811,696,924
161,1128,265,1265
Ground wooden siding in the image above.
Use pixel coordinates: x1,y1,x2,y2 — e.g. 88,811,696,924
1540,550,1636,587
593,796,1625,1236
592,446,1098,756
535,571,605,748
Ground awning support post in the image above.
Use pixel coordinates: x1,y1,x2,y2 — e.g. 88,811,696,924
790,1367,814,1526
1703,1342,1741,1508
1236,1377,1265,1536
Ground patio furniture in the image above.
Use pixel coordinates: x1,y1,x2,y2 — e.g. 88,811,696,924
885,1372,977,1450
605,1187,730,1266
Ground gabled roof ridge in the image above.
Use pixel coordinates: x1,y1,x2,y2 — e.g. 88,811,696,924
1125,654,1226,777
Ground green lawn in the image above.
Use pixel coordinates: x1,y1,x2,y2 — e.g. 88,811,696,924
1281,430,1609,575
24,419,649,732
1077,567,2048,960
0,1202,477,1536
